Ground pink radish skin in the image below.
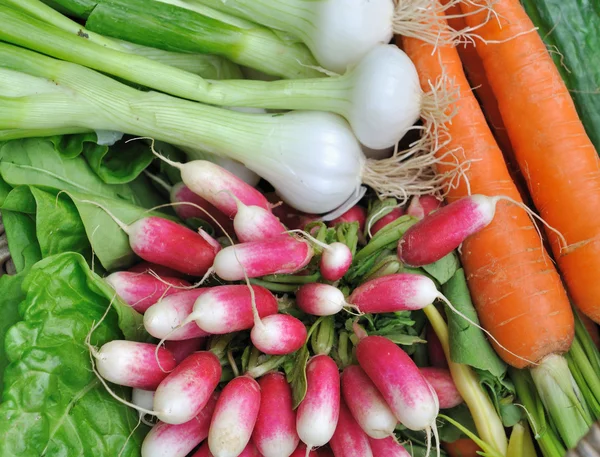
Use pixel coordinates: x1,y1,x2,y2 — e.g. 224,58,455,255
268,195,320,231
192,441,261,457
290,444,318,457
165,337,206,364
419,367,464,409
320,242,352,282
213,235,313,281
199,229,223,254
370,208,404,235
368,437,411,457
94,340,176,390
191,285,278,334
356,335,439,431
128,216,220,276
318,449,335,457
105,271,191,313
341,366,397,439
251,314,308,355
179,160,270,218
171,182,234,234
129,261,184,278
328,206,367,232
296,355,341,450
296,283,347,316
234,200,287,242
154,351,221,424
253,372,300,457
209,375,262,457
144,289,210,341
348,273,439,314
427,324,448,369
398,194,496,267
141,391,219,457
406,195,442,220
330,399,374,457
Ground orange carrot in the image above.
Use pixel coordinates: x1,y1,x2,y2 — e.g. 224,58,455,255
459,0,600,325
399,20,573,368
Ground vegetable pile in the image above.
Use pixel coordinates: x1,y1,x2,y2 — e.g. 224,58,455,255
1,1,600,457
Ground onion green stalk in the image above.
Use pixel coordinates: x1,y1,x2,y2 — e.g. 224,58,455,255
4,0,242,80
0,4,422,149
33,0,321,79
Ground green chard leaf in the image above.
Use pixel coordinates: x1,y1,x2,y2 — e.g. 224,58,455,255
422,251,460,285
1,210,41,273
284,345,310,409
0,252,147,457
0,273,27,393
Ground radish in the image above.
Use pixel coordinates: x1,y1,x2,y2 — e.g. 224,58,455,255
251,313,308,355
296,283,348,316
426,324,448,369
317,449,335,457
189,284,278,334
192,441,261,457
92,340,176,390
329,398,374,457
355,335,439,432
419,367,463,409
328,205,367,232
154,351,222,424
233,198,287,242
170,182,235,234
406,195,442,220
348,273,439,314
141,391,219,457
144,289,210,341
213,235,313,281
368,437,411,457
209,375,262,457
252,372,300,457
370,207,405,235
341,365,397,439
290,443,319,457
320,242,352,282
166,160,270,218
268,194,320,231
296,355,340,451
398,195,496,267
128,261,186,278
105,271,191,313
164,337,206,364
80,200,220,276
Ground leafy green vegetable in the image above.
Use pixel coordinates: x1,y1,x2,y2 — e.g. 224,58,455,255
284,345,309,409
1,210,41,273
0,252,147,457
0,273,26,393
422,252,459,286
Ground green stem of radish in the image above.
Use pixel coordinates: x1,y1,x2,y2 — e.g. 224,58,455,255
248,279,298,293
261,272,321,285
353,216,417,262
246,355,287,378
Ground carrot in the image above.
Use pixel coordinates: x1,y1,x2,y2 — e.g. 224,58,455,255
442,438,481,457
400,21,573,370
458,0,600,325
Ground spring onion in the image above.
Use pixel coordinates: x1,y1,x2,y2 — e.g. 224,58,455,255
1,4,421,149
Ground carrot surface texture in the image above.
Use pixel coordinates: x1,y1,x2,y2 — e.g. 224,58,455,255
459,0,600,326
399,2,591,450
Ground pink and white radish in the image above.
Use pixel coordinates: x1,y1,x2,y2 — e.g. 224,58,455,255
320,242,352,282
406,195,442,220
268,194,320,231
213,235,313,281
341,365,397,439
105,271,191,313
233,198,287,242
368,437,411,457
128,261,184,278
170,182,234,234
328,205,367,232
348,273,440,314
166,160,270,218
81,200,221,276
290,443,319,457
251,313,308,355
252,372,300,457
189,284,278,334
296,355,340,452
144,289,210,341
419,367,463,409
296,283,349,316
141,391,219,457
426,324,448,369
208,375,262,457
370,207,405,235
398,195,497,267
329,398,374,457
192,441,261,457
93,340,176,390
153,351,222,424
355,335,439,432
165,337,206,364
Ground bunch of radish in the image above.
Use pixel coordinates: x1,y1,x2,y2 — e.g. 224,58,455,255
86,160,513,457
